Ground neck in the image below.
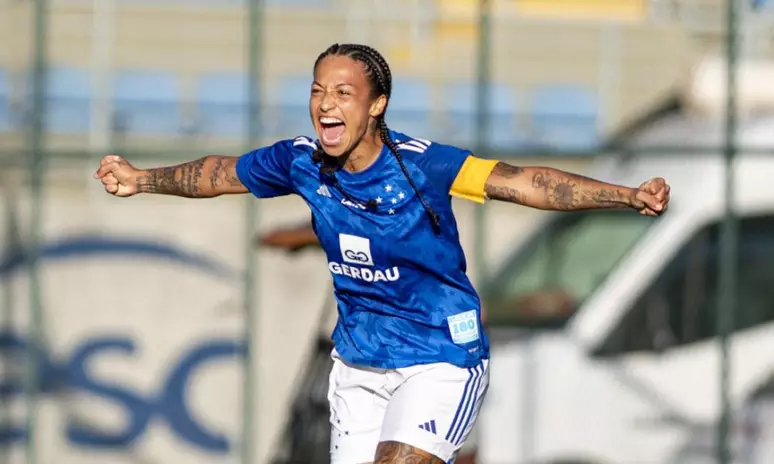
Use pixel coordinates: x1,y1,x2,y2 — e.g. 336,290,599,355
341,129,384,173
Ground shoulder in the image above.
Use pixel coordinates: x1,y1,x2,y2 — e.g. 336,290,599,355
289,135,318,154
239,136,316,167
390,131,472,180
391,131,470,159
237,135,318,177
235,136,320,197
388,131,475,195
265,135,318,160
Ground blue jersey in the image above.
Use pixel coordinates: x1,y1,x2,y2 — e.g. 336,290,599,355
236,130,491,369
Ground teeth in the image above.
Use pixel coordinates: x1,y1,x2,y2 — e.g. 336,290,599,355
320,117,343,124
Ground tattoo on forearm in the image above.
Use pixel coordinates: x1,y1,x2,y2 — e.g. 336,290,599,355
484,162,528,204
136,158,206,197
374,441,444,464
531,170,629,210
210,157,243,189
484,162,630,210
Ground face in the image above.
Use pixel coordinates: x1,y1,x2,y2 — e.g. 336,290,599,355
310,55,386,157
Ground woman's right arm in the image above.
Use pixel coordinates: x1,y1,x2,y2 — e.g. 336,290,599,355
94,154,249,198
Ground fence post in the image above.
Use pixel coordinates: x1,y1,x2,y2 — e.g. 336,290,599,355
241,1,264,463
717,0,739,462
25,1,49,463
473,0,491,285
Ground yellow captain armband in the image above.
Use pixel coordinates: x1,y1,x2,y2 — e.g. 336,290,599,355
449,156,499,203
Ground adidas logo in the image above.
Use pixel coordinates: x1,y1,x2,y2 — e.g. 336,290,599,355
317,184,331,197
418,420,437,434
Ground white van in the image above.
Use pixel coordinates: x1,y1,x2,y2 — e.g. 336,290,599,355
476,116,774,464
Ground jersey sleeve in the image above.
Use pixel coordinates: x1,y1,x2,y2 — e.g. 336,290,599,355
415,140,497,203
235,139,297,198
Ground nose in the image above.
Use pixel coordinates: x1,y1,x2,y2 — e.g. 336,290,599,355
319,90,336,112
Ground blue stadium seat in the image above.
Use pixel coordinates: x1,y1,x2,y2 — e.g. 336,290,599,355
45,67,92,134
443,82,475,146
486,83,525,151
387,78,431,137
267,0,327,5
529,84,599,152
113,70,180,135
277,75,314,138
196,72,250,138
444,82,523,151
0,70,10,132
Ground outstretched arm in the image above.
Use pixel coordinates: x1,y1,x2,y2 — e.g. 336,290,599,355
94,155,248,198
135,156,247,197
483,162,669,215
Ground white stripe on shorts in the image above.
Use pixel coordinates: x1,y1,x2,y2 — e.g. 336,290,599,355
445,362,485,444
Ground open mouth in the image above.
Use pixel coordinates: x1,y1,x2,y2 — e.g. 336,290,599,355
319,117,346,146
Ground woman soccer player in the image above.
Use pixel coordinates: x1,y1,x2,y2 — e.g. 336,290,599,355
94,43,670,464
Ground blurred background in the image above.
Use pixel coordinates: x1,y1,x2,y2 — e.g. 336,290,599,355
2,0,774,463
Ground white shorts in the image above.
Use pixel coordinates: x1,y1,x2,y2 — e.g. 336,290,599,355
327,349,490,463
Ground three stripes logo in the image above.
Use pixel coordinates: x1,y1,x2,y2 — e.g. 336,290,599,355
445,362,486,446
317,184,331,197
396,137,431,154
418,420,437,434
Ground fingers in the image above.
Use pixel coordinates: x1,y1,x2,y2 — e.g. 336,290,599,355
94,155,126,179
96,171,118,194
94,162,119,179
642,177,664,191
635,191,663,213
645,177,665,190
101,173,118,186
637,178,671,215
100,155,122,166
655,187,666,202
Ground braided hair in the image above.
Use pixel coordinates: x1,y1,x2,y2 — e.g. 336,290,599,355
312,43,441,234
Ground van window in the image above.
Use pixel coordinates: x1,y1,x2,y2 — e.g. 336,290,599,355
596,214,774,356
483,211,656,328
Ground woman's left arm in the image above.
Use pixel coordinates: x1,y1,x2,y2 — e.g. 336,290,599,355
483,161,670,216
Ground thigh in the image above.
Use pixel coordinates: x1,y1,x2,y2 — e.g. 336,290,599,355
328,351,391,464
377,359,490,463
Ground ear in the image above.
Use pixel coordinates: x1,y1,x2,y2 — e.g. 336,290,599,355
369,94,387,118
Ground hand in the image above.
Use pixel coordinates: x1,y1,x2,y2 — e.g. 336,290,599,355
93,155,142,197
630,177,670,216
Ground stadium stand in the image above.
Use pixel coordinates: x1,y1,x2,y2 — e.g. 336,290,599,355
529,83,600,152
267,0,328,5
442,81,478,147
113,69,181,136
486,82,524,151
276,74,315,138
2,0,697,153
387,77,432,137
442,81,523,150
514,0,646,20
195,71,250,138
45,67,92,134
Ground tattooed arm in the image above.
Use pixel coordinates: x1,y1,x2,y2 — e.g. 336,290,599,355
93,155,248,198
135,156,247,197
484,162,670,215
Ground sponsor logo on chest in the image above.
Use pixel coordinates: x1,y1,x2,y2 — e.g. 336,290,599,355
329,233,400,282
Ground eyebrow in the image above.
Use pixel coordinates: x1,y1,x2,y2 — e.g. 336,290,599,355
312,81,354,88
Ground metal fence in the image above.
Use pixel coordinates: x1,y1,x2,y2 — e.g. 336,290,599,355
1,0,772,463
